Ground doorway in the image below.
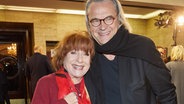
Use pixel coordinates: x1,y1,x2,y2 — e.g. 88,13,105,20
0,22,34,104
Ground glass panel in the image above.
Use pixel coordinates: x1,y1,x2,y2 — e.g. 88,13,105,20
0,42,19,91
0,43,17,57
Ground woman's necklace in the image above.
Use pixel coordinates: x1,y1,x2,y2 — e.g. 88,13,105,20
75,83,82,97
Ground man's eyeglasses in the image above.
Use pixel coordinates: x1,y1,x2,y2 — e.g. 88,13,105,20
90,16,115,27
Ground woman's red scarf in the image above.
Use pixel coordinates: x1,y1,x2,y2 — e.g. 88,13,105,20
55,67,91,104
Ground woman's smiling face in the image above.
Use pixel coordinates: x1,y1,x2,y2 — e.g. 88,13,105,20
63,50,91,83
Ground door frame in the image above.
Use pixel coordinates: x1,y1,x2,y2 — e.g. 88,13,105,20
0,22,34,104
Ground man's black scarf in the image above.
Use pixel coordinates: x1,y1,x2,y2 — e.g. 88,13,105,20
94,25,166,68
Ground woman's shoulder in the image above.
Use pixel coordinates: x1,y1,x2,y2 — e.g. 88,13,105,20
166,61,184,66
166,61,177,66
38,73,56,84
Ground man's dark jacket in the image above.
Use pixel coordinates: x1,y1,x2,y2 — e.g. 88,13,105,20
25,52,53,99
88,26,177,104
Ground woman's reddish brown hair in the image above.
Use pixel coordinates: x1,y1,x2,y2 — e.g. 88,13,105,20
52,31,95,70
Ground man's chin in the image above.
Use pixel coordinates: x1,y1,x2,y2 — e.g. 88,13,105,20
97,40,105,45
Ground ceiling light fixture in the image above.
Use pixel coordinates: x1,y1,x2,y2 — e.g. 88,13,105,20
0,5,56,13
56,9,85,15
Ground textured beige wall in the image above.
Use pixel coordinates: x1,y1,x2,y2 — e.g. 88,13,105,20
0,10,86,54
128,18,174,47
146,17,175,55
128,17,175,55
128,18,147,36
0,10,183,56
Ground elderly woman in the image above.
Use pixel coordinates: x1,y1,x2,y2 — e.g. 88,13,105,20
31,31,97,104
166,45,184,104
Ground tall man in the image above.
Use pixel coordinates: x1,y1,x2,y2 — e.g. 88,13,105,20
25,45,53,100
85,0,177,104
